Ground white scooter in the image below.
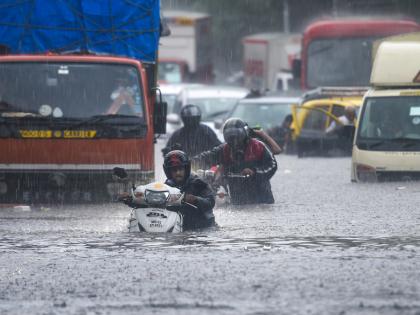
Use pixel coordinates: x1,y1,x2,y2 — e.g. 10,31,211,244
114,167,194,233
126,181,185,233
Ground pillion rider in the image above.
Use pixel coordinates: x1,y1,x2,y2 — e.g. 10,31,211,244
162,104,221,157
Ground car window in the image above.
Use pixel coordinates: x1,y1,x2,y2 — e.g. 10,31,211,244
302,105,329,131
230,102,292,129
190,98,241,121
332,105,345,118
329,104,345,127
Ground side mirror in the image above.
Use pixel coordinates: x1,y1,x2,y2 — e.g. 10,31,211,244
167,113,181,124
113,167,128,180
292,59,301,79
154,101,168,134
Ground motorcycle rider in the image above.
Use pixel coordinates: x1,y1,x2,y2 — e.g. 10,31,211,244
163,150,216,230
162,104,221,157
193,118,277,205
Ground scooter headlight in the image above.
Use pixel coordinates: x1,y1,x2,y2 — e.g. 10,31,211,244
144,189,170,206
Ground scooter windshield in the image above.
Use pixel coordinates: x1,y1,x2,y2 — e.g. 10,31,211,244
144,190,170,206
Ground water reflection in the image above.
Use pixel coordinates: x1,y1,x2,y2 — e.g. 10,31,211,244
1,234,419,253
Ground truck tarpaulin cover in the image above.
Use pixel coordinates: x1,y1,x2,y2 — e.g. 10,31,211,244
0,0,160,62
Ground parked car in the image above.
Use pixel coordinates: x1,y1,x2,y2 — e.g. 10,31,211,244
174,85,249,140
291,88,365,157
217,96,300,143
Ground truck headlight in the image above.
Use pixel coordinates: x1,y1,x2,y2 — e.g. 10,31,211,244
356,164,377,182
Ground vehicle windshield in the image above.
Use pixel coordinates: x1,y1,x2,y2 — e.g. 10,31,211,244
230,102,292,129
307,37,377,88
357,96,420,151
190,97,242,121
0,62,144,120
158,62,182,84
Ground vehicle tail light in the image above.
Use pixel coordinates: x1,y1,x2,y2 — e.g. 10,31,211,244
356,164,377,182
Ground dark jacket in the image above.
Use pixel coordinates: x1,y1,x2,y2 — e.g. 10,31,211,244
162,124,222,157
193,138,277,205
165,175,215,230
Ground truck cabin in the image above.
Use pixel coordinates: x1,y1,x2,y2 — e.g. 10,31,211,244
0,0,166,203
158,59,190,84
356,41,420,151
159,11,213,84
298,19,419,90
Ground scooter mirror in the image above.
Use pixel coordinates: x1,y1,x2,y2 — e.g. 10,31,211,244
205,170,215,180
113,167,128,180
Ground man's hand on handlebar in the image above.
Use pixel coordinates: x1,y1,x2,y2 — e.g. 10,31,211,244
184,194,197,205
117,192,130,201
117,192,135,206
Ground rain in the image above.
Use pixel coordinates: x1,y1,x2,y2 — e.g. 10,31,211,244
1,1,420,314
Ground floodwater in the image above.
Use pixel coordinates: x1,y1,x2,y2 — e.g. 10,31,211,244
1,144,420,314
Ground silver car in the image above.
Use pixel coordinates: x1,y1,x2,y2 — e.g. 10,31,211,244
173,85,249,140
216,95,300,141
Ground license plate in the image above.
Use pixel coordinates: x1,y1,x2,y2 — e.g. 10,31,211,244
19,130,52,138
19,130,96,139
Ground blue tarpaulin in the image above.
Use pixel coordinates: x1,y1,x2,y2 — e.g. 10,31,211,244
0,0,160,62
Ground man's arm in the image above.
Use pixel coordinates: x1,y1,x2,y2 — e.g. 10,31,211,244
191,144,224,169
106,89,135,115
184,188,215,213
325,121,337,134
252,129,282,155
253,145,278,180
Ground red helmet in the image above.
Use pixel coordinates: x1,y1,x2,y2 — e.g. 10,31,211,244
163,150,191,179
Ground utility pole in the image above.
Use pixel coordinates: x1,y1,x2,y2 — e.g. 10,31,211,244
283,0,290,34
332,0,339,17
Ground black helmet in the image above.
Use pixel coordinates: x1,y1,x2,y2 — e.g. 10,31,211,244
223,118,250,149
163,150,191,180
180,104,201,128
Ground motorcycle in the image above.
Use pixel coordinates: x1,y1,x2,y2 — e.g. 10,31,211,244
113,167,196,233
196,167,250,205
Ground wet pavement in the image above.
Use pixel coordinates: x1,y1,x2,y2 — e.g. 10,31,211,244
1,146,420,314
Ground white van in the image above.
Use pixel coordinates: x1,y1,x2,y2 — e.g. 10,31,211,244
352,40,420,182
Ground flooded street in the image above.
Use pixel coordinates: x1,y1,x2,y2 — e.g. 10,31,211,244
1,144,420,315
2,1,420,314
